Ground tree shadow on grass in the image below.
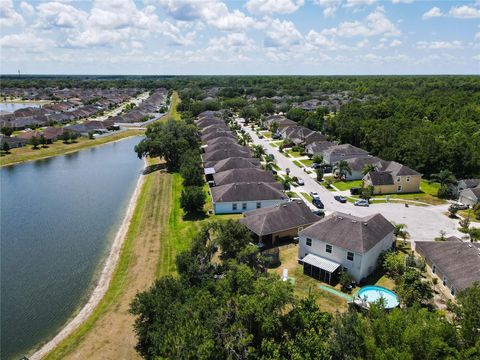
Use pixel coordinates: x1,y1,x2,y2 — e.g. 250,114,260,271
183,211,208,222
143,163,167,175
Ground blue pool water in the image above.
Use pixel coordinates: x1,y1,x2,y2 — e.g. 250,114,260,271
357,286,400,308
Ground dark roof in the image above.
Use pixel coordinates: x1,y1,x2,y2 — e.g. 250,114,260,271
213,157,260,172
307,140,336,154
415,241,480,291
201,148,251,162
377,160,421,176
0,135,27,145
241,200,320,236
460,179,480,189
201,131,236,142
345,156,382,171
324,144,369,157
205,136,238,146
300,212,394,253
211,182,287,202
213,168,275,186
204,142,245,154
201,124,230,134
367,171,394,185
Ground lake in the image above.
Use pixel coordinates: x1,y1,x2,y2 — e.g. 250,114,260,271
0,102,42,112
0,137,144,359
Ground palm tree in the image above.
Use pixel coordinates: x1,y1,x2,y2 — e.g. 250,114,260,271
251,144,265,158
362,163,377,176
333,160,352,180
431,170,456,199
393,223,410,245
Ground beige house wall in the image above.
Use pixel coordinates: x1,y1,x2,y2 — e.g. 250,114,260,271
364,175,421,195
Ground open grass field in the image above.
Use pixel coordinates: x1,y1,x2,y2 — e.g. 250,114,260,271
156,91,181,123
0,129,145,167
332,179,363,191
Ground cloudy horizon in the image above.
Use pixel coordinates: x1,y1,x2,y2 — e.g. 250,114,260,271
0,0,479,75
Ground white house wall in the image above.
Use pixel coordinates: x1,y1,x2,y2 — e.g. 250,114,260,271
213,199,288,214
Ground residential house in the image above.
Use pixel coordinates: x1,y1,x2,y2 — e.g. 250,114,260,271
265,115,297,130
213,168,275,186
0,135,27,148
458,187,480,207
204,157,261,179
211,182,288,214
298,212,395,283
43,127,64,141
323,144,370,164
363,160,422,194
414,241,480,297
344,156,382,180
201,148,251,163
203,142,245,154
201,131,236,143
305,140,336,156
451,179,480,199
241,200,320,244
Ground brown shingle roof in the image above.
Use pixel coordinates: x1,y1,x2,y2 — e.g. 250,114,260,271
300,212,394,253
201,148,251,162
212,157,260,173
241,200,320,236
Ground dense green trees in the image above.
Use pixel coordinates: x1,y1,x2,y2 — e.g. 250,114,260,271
134,120,199,171
130,217,480,359
180,186,206,213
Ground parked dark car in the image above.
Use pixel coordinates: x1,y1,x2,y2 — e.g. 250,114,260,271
350,187,362,195
312,210,325,217
334,195,347,203
272,133,281,139
311,163,321,169
323,165,332,173
312,198,324,209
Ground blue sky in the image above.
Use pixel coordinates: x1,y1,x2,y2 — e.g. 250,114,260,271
0,0,479,75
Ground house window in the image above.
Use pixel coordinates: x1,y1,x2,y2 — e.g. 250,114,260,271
306,238,312,246
397,185,402,192
397,176,401,182
347,251,354,261
326,244,332,253
443,276,447,286
242,203,247,210
432,264,436,274
256,202,261,208
232,203,237,211
406,176,410,182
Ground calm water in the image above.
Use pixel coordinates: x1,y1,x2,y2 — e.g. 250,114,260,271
0,102,42,112
0,137,144,359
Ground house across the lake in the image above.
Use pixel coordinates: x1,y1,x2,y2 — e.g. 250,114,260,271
298,212,395,284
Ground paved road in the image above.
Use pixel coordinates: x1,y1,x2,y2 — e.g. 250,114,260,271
237,118,464,242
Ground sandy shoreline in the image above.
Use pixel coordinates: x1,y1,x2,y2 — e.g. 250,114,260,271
29,158,147,360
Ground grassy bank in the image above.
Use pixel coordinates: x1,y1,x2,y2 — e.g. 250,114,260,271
1,129,144,167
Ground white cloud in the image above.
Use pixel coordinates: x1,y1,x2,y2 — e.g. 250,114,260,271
306,29,339,49
416,40,463,50
324,7,400,37
159,0,256,31
344,0,376,8
264,18,303,47
0,32,55,52
390,39,402,47
391,0,413,3
449,5,480,19
20,1,34,16
314,0,341,17
36,2,88,29
0,0,24,27
422,7,444,20
88,0,157,30
246,0,304,15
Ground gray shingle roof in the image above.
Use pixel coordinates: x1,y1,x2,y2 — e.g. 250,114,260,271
204,142,246,154
345,156,382,172
307,141,336,154
376,160,421,176
299,212,394,253
241,200,320,236
211,182,287,202
324,144,369,157
205,136,238,146
212,157,260,173
213,168,275,186
201,148,251,162
415,241,480,291
201,131,236,142
367,171,394,186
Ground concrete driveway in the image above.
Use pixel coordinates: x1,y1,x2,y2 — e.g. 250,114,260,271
237,119,464,242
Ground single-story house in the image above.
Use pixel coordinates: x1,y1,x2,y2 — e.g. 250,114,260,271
0,135,27,148
344,156,382,180
204,157,261,178
201,148,251,163
43,127,64,141
305,140,336,156
363,160,422,194
323,144,370,164
205,136,238,147
203,142,245,154
201,131,237,143
265,115,297,130
414,241,480,297
213,168,275,186
211,182,288,214
451,179,480,199
241,200,320,244
201,123,230,133
298,212,395,283
458,187,480,207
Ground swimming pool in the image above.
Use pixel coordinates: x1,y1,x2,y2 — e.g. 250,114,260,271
356,286,400,309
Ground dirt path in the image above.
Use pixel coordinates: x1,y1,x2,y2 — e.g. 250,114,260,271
63,167,173,360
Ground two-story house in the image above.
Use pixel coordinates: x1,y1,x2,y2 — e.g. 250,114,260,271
298,212,395,284
362,160,422,194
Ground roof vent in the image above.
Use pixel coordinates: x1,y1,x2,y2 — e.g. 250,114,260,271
468,244,473,248
351,220,357,223
338,216,343,220
282,204,287,207
363,222,368,226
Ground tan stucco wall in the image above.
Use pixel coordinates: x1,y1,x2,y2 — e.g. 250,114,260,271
365,175,421,195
